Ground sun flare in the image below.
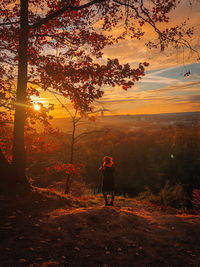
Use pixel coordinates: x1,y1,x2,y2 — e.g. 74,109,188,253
33,103,41,111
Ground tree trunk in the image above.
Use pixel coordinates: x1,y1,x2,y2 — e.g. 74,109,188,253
65,118,76,194
70,119,76,165
0,148,14,191
12,0,30,189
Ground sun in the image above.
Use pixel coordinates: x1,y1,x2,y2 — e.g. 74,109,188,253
33,103,41,111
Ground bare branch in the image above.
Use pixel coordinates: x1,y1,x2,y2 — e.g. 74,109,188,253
0,21,19,27
74,129,109,144
0,8,18,30
51,90,73,119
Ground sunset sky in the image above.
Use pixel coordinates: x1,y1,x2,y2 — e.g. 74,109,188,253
34,0,200,118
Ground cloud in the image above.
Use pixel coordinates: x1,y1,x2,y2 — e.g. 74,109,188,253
149,80,200,93
141,74,178,84
188,95,200,103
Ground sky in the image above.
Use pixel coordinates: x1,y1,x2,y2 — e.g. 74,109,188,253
34,0,200,117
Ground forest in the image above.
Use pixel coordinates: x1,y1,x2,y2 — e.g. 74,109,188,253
1,119,200,208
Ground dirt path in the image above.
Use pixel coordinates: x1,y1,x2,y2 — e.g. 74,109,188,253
1,192,200,267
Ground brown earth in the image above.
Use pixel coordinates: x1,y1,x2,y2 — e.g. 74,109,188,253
0,189,200,267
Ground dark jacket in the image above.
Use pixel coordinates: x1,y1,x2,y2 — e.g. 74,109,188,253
101,165,115,192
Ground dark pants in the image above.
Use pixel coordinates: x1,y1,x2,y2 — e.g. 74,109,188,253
103,191,114,205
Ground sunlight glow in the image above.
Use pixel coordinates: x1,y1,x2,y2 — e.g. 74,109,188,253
33,103,41,111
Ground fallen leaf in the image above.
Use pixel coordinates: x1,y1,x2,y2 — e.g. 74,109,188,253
4,222,11,226
35,257,43,261
19,259,27,263
18,236,25,240
174,243,180,248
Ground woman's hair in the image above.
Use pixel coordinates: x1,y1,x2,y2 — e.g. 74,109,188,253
103,156,114,165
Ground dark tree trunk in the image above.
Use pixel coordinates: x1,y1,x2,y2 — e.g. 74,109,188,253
65,118,76,194
65,174,70,194
12,0,30,189
70,119,76,165
0,148,14,191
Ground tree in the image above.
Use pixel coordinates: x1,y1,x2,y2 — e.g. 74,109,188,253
0,0,197,191
50,91,108,193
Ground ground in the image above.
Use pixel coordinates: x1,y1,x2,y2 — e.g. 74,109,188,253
0,188,200,267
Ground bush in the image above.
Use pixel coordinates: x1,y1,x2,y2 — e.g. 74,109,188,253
192,189,200,210
159,181,188,208
137,187,161,204
137,182,189,209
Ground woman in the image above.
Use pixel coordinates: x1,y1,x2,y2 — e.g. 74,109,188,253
99,156,115,206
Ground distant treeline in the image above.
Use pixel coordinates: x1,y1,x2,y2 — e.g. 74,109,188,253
26,124,200,198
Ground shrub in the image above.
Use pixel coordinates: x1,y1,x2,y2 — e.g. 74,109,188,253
137,187,161,204
159,181,188,208
192,189,200,210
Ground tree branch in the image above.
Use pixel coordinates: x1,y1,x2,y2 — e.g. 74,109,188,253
30,0,105,29
74,129,108,144
0,21,19,27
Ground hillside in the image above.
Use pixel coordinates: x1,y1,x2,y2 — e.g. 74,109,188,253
1,189,200,267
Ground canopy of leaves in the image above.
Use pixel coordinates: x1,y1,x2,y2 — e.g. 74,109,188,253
0,0,195,116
